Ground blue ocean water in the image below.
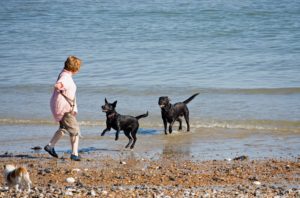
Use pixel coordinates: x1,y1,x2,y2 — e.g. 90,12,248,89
0,0,300,134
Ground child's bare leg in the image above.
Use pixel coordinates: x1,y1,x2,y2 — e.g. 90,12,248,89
70,135,79,156
45,128,66,158
49,129,65,146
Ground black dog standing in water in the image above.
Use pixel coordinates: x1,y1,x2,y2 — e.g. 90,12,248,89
101,98,148,149
158,93,199,135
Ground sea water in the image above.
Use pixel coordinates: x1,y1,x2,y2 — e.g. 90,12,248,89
0,0,299,156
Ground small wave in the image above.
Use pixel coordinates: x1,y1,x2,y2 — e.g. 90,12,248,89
1,118,299,133
1,85,299,96
77,86,300,96
0,118,105,126
213,87,300,95
192,119,300,133
0,118,54,125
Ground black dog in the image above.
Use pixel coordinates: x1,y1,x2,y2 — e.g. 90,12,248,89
101,98,148,149
158,93,199,134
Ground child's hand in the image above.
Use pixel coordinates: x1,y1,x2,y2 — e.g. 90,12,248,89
72,111,77,116
54,82,63,90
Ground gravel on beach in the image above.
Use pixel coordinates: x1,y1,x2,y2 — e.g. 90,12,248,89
0,152,299,197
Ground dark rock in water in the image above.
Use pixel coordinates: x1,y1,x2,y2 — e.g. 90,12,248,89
31,146,42,150
233,155,249,161
1,152,13,157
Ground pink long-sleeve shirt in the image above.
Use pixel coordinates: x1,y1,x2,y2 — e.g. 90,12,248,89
50,70,78,122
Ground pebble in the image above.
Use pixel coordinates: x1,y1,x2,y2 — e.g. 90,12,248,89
66,177,75,183
0,186,9,191
44,168,51,174
102,190,108,195
253,181,261,186
120,161,127,165
90,189,96,196
65,190,73,196
72,168,81,172
254,190,261,197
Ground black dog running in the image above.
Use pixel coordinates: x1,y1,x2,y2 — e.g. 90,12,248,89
158,93,199,135
101,98,148,149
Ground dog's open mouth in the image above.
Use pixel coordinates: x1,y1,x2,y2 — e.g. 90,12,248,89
159,105,165,108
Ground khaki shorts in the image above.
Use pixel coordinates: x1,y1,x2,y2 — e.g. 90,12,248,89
59,112,80,136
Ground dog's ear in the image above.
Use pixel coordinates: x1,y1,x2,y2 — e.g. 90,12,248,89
112,100,117,108
105,98,108,104
167,97,171,101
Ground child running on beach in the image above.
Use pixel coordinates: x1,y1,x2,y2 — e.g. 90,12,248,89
44,56,82,161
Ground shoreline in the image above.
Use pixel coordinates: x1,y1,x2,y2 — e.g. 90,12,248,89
0,125,299,161
0,152,299,197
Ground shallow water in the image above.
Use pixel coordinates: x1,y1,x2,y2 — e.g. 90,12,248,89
1,125,299,161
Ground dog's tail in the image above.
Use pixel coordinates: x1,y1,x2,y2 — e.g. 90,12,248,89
135,111,149,120
183,93,199,104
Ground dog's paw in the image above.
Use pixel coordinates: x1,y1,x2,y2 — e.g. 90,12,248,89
100,133,105,136
115,136,119,141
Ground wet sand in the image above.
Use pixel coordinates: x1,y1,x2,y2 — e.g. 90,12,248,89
1,125,299,161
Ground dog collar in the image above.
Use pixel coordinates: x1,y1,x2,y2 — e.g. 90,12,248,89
107,112,116,119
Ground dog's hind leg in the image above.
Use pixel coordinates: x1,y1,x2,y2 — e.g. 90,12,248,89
177,118,182,130
184,111,190,131
130,129,138,149
124,131,132,148
24,174,32,193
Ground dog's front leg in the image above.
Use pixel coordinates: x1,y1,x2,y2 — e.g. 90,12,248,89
101,127,110,136
27,184,31,193
25,175,32,193
169,120,175,134
101,120,112,136
115,129,120,141
15,184,20,192
115,124,121,140
162,117,168,135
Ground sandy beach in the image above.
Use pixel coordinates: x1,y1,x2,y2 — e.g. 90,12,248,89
1,144,299,197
